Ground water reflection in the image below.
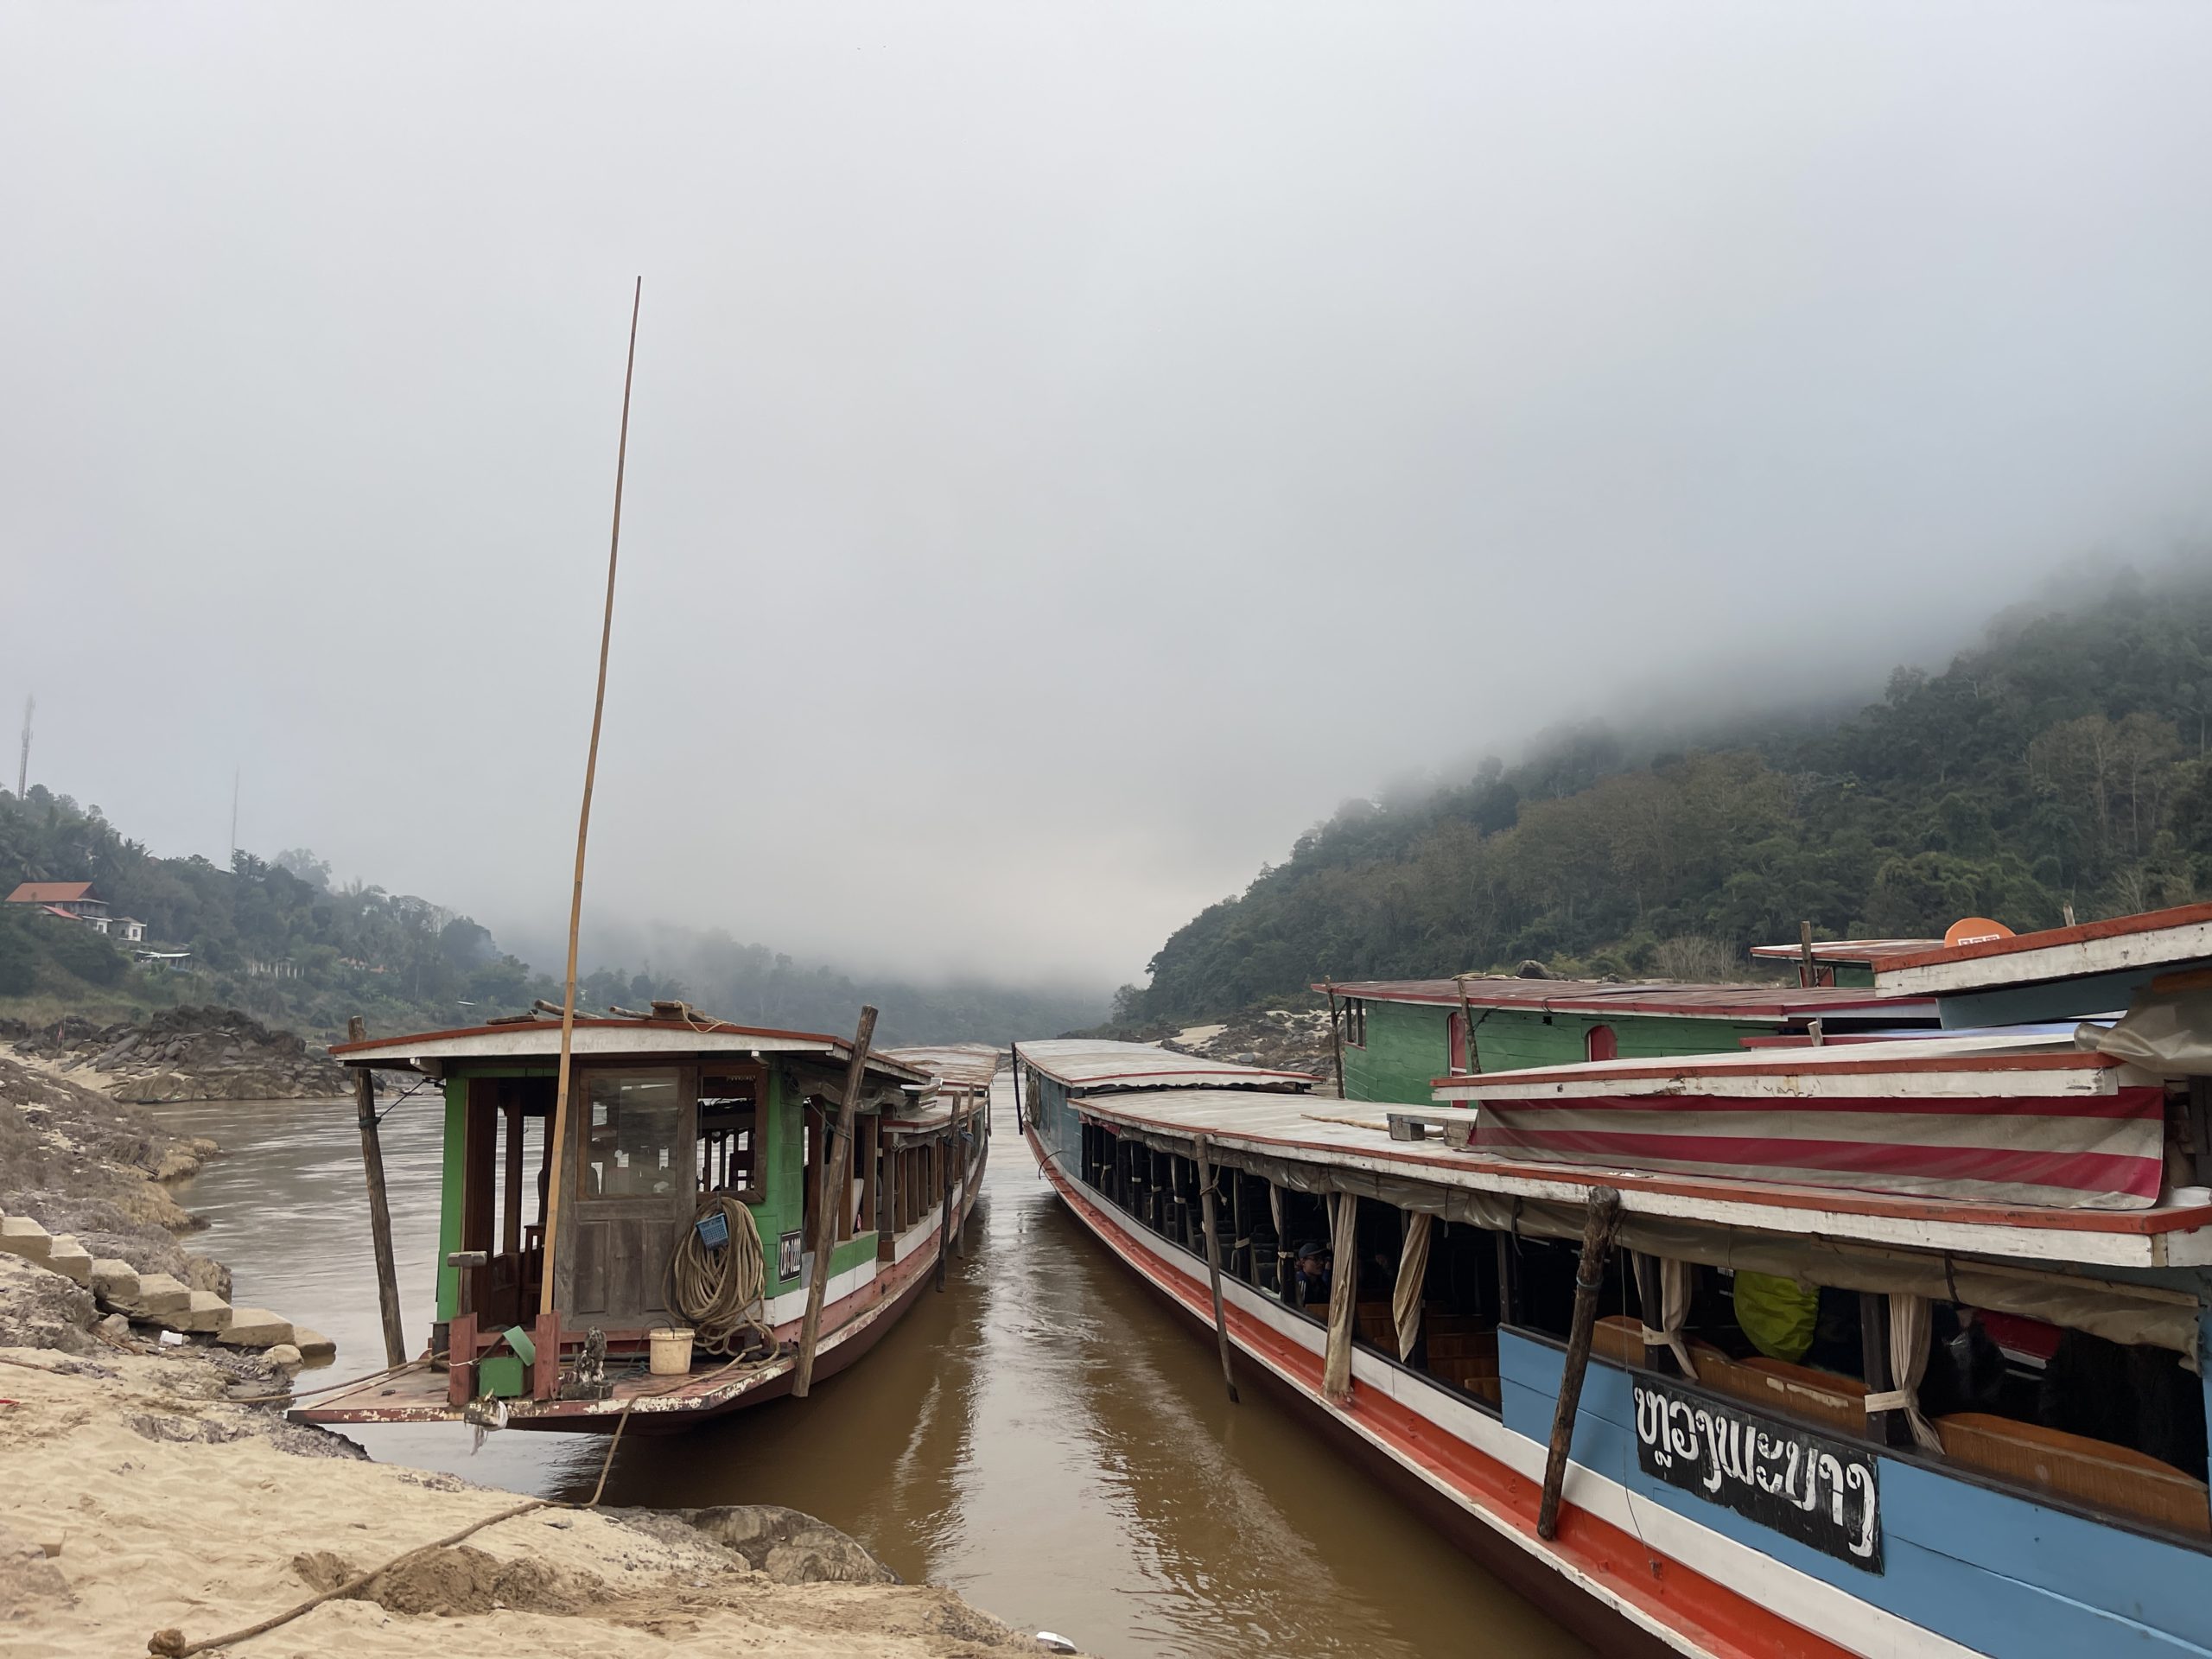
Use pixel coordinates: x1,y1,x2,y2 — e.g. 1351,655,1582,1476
158,1085,1585,1659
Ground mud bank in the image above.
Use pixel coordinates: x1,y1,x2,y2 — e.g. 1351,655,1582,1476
4,1007,350,1103
0,1055,1052,1657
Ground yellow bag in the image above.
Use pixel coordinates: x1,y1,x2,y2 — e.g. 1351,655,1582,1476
1733,1270,1817,1363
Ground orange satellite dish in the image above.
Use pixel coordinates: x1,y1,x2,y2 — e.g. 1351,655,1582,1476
1943,917,2015,949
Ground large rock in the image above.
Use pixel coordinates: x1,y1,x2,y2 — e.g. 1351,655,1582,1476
0,1217,53,1268
177,1291,232,1334
125,1273,192,1321
216,1307,293,1348
292,1327,337,1362
42,1236,91,1287
89,1259,140,1307
680,1505,899,1585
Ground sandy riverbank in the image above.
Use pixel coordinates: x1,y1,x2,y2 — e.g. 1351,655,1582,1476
0,1051,1050,1658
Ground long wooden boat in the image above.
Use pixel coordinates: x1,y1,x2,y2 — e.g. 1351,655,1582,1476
296,1016,993,1432
1020,948,2212,1655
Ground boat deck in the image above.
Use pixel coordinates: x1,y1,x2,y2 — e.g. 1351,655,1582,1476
293,1348,797,1429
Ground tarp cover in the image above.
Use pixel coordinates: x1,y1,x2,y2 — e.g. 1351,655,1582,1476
2081,987,2212,1077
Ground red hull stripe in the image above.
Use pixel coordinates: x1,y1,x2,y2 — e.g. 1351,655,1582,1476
1029,1132,1860,1659
1471,1089,2162,1121
1474,1125,2160,1198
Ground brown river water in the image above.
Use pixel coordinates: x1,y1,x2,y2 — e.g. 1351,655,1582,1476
156,1086,1586,1659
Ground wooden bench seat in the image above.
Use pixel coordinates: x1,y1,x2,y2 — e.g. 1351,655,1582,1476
1936,1412,2210,1536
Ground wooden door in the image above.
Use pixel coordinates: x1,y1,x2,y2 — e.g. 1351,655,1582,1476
557,1066,695,1332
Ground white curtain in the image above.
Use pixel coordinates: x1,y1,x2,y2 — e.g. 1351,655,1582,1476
1636,1252,1700,1382
1323,1193,1359,1402
1393,1211,1433,1362
1865,1293,1943,1452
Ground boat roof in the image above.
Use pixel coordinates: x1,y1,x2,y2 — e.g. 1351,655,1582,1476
1315,976,1931,1022
884,1044,1004,1091
1014,1038,1319,1092
330,1017,933,1085
1749,938,1940,966
1060,1078,2212,1269
1867,902,2212,995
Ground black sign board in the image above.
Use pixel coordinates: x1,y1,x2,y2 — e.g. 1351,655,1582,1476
1632,1376,1883,1573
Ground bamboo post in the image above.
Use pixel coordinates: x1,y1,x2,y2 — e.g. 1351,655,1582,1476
794,1004,877,1396
537,276,643,1320
1009,1041,1024,1134
1537,1185,1624,1541
350,1014,407,1369
1196,1136,1241,1404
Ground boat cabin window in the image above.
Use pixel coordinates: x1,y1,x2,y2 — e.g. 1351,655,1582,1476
1341,998,1367,1049
696,1072,761,1201
584,1071,687,1198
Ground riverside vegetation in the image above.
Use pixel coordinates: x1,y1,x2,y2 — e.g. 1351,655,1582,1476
1122,562,2212,1027
0,799,1103,1050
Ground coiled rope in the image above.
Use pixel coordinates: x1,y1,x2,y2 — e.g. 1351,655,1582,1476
668,1192,777,1358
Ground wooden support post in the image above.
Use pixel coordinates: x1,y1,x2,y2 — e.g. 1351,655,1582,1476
1196,1137,1241,1405
1325,982,1346,1098
950,1095,970,1260
1009,1042,1024,1134
350,1015,407,1370
795,1005,877,1397
1860,1293,1909,1446
501,1093,524,1258
1537,1186,1624,1541
1797,920,1816,988
934,1111,956,1293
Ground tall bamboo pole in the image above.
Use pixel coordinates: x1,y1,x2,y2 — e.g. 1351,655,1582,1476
537,278,643,1320
1196,1136,1240,1404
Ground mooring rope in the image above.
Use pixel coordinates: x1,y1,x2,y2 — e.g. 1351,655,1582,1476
668,1192,777,1358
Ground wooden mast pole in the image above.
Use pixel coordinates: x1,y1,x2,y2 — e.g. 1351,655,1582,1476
349,1014,406,1368
537,277,643,1321
1537,1185,1624,1540
1195,1135,1240,1404
795,1004,878,1396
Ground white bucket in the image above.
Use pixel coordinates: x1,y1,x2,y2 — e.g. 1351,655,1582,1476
648,1326,696,1376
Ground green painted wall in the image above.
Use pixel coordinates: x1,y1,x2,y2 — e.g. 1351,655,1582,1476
1834,963,1876,988
1343,997,1783,1105
435,1077,467,1321
1343,999,1454,1104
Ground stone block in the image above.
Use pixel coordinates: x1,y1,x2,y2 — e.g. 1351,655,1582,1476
90,1259,141,1308
0,1217,53,1266
43,1236,92,1287
215,1307,293,1348
127,1273,192,1320
178,1292,232,1334
291,1327,337,1363
264,1343,303,1374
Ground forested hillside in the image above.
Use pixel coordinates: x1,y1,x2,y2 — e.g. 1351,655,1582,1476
1128,564,2212,1025
0,795,1101,1046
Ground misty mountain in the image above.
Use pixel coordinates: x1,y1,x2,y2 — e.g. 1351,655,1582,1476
0,796,1103,1046
1123,563,2212,1026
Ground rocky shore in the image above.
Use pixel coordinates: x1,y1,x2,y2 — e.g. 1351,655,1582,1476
0,1052,1051,1656
3,1006,352,1103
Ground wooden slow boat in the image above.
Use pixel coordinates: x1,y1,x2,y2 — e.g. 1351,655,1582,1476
296,1017,993,1433
1020,918,2212,1657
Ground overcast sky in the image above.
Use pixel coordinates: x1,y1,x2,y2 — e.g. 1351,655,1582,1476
5,4,2212,988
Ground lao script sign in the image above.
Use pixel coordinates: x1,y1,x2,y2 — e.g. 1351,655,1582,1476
1631,1376,1883,1573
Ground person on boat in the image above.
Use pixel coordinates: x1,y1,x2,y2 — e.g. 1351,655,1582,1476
1294,1243,1333,1306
